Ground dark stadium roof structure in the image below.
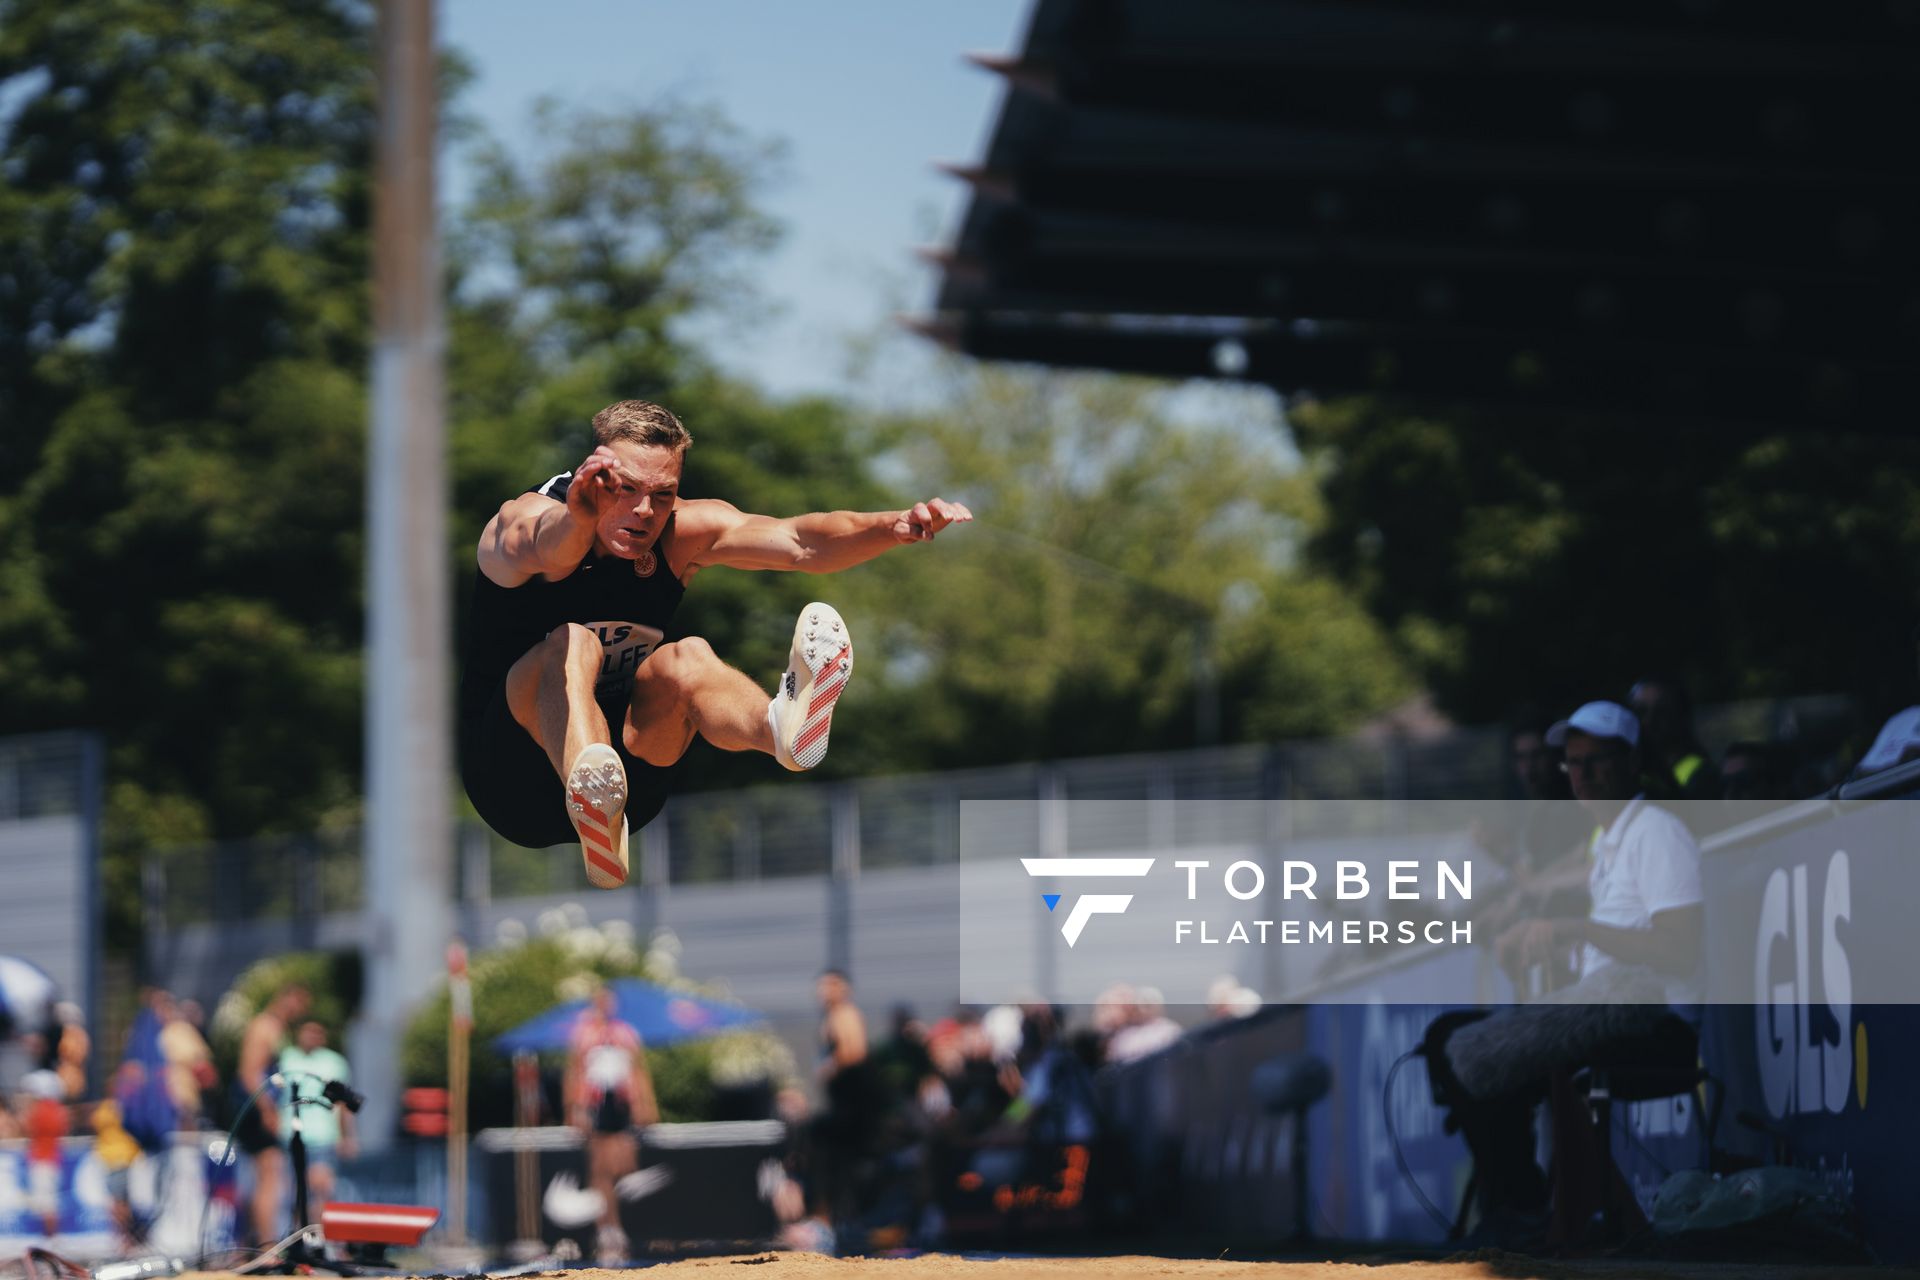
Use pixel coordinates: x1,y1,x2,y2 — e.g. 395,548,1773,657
916,0,1919,429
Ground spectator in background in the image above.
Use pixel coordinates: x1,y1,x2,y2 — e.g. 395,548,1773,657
118,992,183,1164
1474,716,1597,941
869,1005,932,1108
996,1005,1098,1148
1495,702,1704,995
566,984,657,1264
1106,986,1182,1064
1629,677,1721,802
93,1071,144,1245
277,1021,356,1214
1508,719,1591,870
52,1003,88,1103
1512,717,1569,800
160,996,216,1128
1844,621,1920,782
236,984,309,1246
1424,699,1704,1245
1206,976,1261,1021
1721,741,1790,803
21,1067,66,1237
813,969,881,1225
927,1009,1009,1133
1851,708,1920,779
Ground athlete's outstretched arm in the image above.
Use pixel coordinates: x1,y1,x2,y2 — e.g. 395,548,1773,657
681,496,973,574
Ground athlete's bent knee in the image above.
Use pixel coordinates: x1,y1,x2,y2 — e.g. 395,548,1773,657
545,621,598,654
647,636,717,690
537,622,601,675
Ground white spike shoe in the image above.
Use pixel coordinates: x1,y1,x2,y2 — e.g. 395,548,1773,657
771,602,854,771
565,742,629,888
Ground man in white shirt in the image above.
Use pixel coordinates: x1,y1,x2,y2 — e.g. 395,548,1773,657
1421,700,1705,1244
1499,699,1705,1004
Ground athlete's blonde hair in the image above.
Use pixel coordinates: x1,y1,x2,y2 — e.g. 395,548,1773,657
591,400,691,452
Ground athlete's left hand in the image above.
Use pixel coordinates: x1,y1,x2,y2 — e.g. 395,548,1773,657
893,497,973,543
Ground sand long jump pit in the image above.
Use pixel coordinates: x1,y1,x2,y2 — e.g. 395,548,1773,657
179,1255,1920,1280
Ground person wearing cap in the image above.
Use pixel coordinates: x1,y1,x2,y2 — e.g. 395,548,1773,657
1417,700,1705,1246
1496,700,1705,992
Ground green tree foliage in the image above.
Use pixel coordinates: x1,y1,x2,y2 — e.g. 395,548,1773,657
0,0,374,479
827,368,1412,765
1288,399,1920,725
0,0,377,938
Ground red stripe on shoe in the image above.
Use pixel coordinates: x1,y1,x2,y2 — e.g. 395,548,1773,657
794,707,838,755
794,706,840,754
571,807,615,857
585,848,626,883
803,677,847,721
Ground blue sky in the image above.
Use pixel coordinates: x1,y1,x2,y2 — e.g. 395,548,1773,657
441,0,1029,402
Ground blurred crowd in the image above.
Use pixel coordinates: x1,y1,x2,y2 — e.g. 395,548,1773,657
0,986,217,1243
749,969,1261,1253
0,980,355,1251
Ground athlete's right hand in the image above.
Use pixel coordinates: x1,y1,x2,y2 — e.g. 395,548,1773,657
565,447,625,524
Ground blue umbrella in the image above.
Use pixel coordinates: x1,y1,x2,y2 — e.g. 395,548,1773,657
493,978,762,1053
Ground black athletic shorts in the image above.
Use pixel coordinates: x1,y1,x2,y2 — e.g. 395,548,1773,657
592,1093,634,1135
458,682,673,851
234,1093,280,1155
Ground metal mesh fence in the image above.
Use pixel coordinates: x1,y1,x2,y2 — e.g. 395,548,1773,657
0,731,97,821
144,694,1861,928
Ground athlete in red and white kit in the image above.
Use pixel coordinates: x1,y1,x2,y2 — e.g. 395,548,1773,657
460,399,970,888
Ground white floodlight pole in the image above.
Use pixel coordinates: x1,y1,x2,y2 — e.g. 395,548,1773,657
360,0,452,1154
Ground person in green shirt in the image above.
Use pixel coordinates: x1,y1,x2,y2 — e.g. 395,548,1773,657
277,1021,357,1213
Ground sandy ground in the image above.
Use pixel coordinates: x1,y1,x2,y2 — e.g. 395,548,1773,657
556,1259,1917,1280
180,1255,1920,1280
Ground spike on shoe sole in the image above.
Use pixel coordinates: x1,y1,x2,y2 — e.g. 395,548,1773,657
566,743,630,888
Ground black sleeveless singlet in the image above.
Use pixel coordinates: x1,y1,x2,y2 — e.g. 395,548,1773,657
458,471,687,728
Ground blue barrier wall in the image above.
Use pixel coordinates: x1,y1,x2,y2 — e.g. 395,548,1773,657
1098,789,1920,1259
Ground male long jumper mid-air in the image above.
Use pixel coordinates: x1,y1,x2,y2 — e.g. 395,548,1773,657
458,399,970,887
